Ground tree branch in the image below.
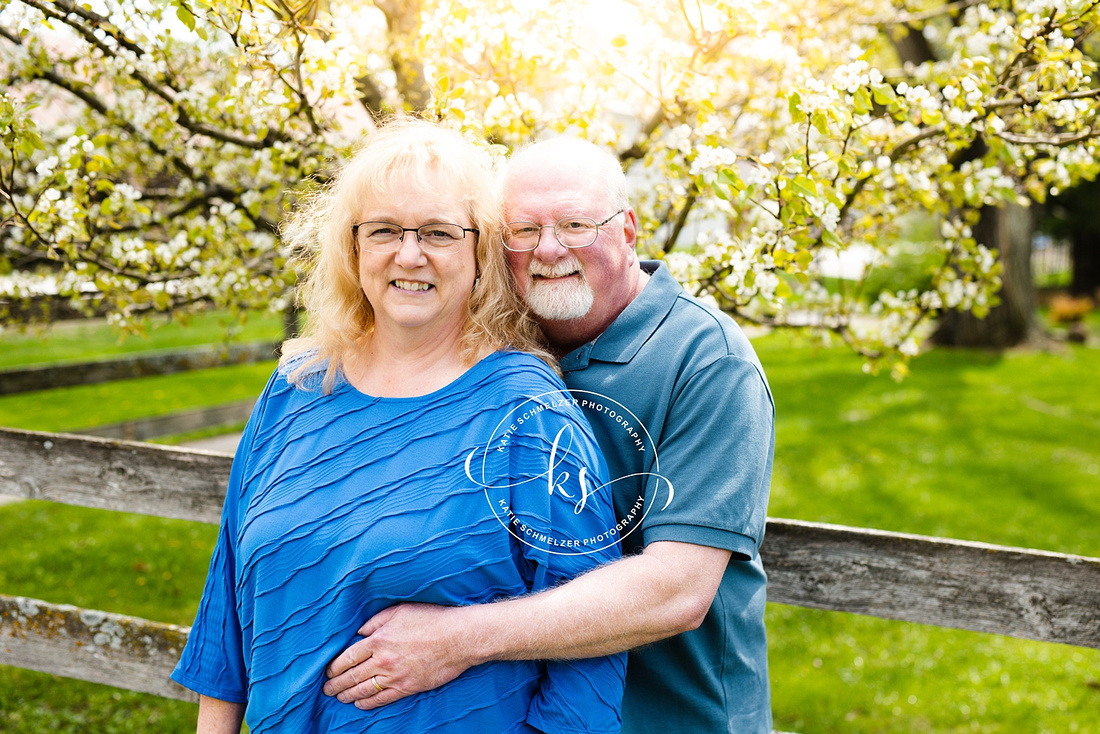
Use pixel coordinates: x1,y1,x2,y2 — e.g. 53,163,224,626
0,29,197,180
986,87,1100,111
663,184,698,254
619,109,668,164
873,0,982,27
22,0,290,151
996,128,1098,146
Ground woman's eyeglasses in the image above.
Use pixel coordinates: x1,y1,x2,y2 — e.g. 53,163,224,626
352,222,479,254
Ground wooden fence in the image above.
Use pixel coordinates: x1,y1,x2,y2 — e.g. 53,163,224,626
1,426,1099,704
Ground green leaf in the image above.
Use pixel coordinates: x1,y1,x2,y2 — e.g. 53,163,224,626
788,92,806,123
922,108,943,126
853,86,872,113
872,83,897,105
790,175,818,198
812,111,828,136
176,3,196,31
19,133,43,156
718,168,743,191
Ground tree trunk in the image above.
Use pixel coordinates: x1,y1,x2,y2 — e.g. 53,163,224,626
375,0,431,113
283,302,301,343
1065,179,1100,299
932,203,1038,348
1071,230,1100,299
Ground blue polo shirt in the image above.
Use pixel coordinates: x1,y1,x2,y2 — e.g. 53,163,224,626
559,261,774,734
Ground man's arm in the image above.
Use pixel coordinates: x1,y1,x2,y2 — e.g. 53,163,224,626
322,539,731,708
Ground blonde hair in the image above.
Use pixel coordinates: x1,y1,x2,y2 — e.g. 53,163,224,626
280,117,553,391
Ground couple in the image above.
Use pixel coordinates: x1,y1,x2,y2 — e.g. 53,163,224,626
172,118,775,734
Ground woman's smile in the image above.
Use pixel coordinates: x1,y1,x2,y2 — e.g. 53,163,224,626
392,279,434,292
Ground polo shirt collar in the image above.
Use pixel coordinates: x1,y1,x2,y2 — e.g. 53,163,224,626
559,260,680,371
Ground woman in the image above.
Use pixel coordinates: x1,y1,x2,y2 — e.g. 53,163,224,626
171,119,625,733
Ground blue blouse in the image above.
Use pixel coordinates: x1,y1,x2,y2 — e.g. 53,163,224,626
172,351,625,733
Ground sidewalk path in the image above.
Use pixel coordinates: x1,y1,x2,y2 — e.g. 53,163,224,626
180,431,243,454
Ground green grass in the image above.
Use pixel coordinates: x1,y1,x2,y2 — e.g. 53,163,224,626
0,502,216,626
2,332,1100,732
0,362,275,433
0,502,219,732
0,309,285,370
758,335,1100,556
768,606,1100,733
0,670,200,734
755,333,1100,733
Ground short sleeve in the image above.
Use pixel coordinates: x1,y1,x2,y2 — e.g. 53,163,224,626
641,355,774,560
499,394,626,734
171,378,274,702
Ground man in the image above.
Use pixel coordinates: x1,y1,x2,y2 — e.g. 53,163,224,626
324,138,775,733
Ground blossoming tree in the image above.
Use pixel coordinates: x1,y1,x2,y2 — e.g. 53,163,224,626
1,0,1097,374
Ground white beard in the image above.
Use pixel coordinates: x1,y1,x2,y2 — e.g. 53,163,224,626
523,258,594,321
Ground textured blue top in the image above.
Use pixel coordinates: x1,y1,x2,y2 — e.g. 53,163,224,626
172,350,625,733
559,262,774,734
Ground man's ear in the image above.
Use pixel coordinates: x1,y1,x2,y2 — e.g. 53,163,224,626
622,208,639,250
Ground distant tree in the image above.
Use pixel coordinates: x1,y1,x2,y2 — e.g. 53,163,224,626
2,0,1098,374
1045,176,1100,298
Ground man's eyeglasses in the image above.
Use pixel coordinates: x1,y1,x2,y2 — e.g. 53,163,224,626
352,221,479,254
503,210,624,252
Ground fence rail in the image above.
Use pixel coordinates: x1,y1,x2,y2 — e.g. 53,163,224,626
1,426,1098,703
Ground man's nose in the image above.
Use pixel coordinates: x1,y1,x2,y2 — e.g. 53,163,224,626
532,225,568,260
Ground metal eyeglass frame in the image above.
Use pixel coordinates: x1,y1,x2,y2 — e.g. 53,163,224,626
502,210,624,252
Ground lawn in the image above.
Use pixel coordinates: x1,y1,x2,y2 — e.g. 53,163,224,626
0,309,285,371
0,362,276,433
1,330,1099,732
754,334,1100,733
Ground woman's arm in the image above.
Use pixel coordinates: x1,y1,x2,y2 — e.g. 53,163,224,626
196,695,245,734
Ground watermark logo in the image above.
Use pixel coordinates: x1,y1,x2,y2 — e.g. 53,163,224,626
465,389,673,556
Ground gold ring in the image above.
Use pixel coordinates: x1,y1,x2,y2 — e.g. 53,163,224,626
371,675,383,693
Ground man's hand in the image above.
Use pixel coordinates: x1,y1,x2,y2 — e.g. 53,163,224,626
323,602,476,709
324,541,731,709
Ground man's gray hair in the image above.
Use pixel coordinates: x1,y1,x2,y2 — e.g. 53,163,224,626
507,138,629,209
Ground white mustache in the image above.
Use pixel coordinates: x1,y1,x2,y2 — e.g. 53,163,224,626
529,257,585,279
